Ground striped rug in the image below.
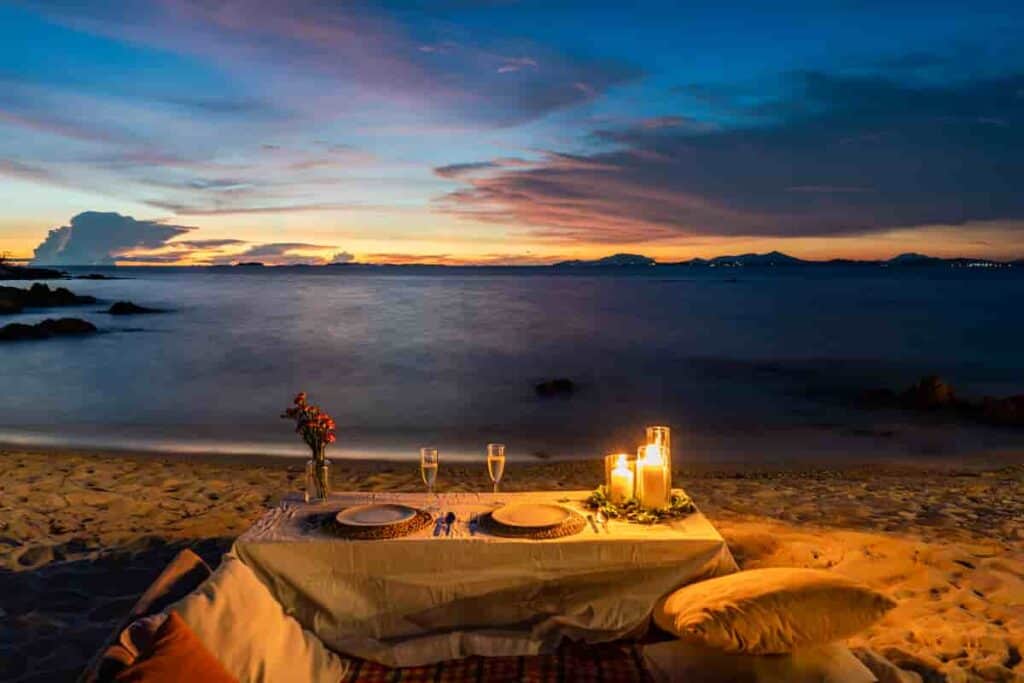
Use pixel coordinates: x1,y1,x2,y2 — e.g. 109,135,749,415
341,642,651,682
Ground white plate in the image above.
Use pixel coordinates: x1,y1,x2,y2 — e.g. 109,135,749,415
335,504,418,527
491,503,571,529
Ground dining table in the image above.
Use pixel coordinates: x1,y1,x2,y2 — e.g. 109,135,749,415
232,489,738,668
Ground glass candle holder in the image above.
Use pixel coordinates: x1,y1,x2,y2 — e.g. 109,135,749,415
646,425,671,452
603,452,636,504
636,443,670,509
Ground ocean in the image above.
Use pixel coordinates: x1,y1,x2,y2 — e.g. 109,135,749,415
3,265,1024,464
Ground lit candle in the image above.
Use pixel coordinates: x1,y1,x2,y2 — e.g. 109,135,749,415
608,453,635,504
638,443,668,509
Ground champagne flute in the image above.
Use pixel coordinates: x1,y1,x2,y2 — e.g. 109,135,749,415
486,443,506,494
421,447,439,508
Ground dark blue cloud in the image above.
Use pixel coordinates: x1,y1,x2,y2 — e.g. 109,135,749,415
440,70,1024,241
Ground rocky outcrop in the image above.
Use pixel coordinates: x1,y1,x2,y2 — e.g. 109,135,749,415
107,301,163,315
0,318,97,341
979,395,1024,427
0,264,66,280
535,378,576,398
0,284,97,314
862,375,1024,428
899,375,961,410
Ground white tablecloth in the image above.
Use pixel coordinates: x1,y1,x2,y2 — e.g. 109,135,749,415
233,490,737,667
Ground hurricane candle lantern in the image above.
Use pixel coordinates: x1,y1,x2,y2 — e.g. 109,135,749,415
604,452,636,504
636,426,672,509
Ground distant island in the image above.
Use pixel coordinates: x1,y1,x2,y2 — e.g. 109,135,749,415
552,251,1019,269
15,250,1020,271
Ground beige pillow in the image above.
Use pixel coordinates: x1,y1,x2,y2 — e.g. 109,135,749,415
170,555,349,683
653,568,895,655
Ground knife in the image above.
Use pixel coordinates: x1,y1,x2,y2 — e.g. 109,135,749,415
445,511,456,536
586,514,600,534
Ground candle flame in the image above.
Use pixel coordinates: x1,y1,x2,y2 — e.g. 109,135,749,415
642,443,664,465
615,453,629,469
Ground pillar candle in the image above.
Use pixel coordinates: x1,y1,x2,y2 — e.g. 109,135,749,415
638,444,668,509
608,454,635,504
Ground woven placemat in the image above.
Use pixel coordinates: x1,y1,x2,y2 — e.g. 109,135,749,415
476,510,586,540
307,508,434,540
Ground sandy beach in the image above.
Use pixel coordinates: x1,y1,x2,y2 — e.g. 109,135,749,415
1,448,1022,682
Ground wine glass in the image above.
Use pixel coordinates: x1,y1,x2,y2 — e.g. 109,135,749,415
421,447,439,507
486,443,506,494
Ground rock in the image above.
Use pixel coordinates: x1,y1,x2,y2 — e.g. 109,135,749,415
0,264,66,280
107,301,163,315
0,297,22,315
0,318,98,341
16,545,54,568
979,395,1024,427
0,284,96,314
900,375,958,410
535,378,576,398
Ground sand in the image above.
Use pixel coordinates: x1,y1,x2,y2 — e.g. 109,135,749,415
1,448,1022,682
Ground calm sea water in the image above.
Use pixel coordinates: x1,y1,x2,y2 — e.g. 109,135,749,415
3,266,1024,464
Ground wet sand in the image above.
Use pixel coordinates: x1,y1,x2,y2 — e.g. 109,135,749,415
1,448,1022,682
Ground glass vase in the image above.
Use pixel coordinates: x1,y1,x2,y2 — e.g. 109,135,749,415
305,456,331,503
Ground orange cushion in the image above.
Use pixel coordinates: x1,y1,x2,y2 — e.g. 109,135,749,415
115,611,237,683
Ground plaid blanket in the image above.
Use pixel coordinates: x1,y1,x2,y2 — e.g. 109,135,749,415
342,642,652,682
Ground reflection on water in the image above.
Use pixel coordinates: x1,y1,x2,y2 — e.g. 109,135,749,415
2,266,1024,462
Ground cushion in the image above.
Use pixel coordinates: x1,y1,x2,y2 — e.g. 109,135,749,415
114,611,237,683
169,555,349,683
642,641,876,683
653,568,895,655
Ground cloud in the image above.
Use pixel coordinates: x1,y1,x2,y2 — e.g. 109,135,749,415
25,1,640,127
434,158,531,179
496,57,538,74
362,252,453,265
0,108,122,144
170,238,248,249
438,71,1024,242
160,96,286,119
0,158,56,183
329,251,355,264
210,242,338,266
143,200,364,216
32,212,194,265
113,250,203,264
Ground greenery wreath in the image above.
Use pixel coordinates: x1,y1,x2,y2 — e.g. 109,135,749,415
583,487,697,525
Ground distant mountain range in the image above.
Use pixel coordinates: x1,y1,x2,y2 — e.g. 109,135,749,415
552,251,1020,268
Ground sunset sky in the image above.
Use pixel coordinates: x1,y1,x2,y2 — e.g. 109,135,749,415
2,1,1023,265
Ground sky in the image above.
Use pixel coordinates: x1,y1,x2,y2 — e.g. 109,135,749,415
2,1,1024,266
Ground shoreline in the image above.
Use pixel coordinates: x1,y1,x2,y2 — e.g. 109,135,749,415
4,414,1024,470
5,438,1024,472
1,447,1022,681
